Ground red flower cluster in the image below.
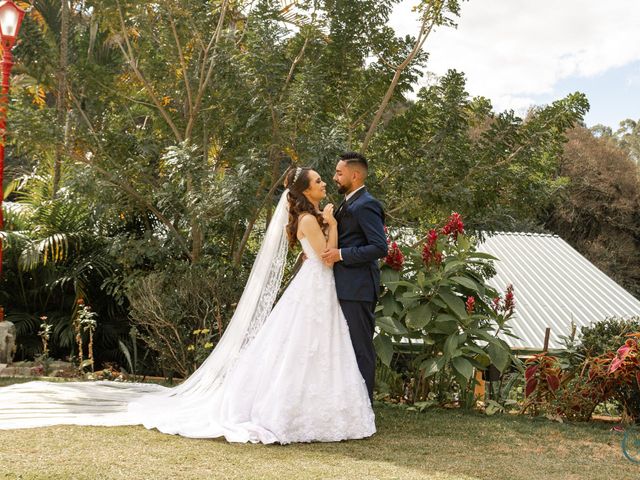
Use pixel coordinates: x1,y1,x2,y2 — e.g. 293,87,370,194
385,241,405,271
422,229,442,266
491,284,515,316
442,212,464,239
465,296,475,315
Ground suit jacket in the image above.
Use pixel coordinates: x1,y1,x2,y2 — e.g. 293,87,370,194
334,188,388,302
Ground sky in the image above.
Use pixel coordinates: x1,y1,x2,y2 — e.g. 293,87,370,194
388,0,640,129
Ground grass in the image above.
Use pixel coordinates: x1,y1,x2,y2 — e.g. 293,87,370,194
0,381,638,479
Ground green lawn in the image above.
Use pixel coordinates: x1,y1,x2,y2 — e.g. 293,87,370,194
0,386,638,480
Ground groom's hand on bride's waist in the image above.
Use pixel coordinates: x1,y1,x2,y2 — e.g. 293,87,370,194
321,248,341,266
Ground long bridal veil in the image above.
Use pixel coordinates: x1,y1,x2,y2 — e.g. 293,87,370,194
0,190,290,434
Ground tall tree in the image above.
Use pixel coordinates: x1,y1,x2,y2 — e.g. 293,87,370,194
544,126,640,297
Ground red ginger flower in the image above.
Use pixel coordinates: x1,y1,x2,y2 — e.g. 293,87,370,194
492,285,515,316
504,284,515,315
385,241,404,271
491,296,501,313
421,243,432,265
442,212,464,239
422,229,441,266
465,296,475,314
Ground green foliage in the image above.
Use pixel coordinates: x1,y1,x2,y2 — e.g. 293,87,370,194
579,317,640,358
374,215,517,405
546,126,640,298
125,260,245,378
1,159,125,363
522,324,640,423
368,70,589,232
4,0,631,391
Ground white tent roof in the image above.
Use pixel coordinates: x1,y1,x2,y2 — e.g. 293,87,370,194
478,232,640,350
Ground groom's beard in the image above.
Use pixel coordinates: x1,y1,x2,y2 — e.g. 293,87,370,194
336,183,349,194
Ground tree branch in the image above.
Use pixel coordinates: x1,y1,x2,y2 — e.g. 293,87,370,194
232,169,290,266
169,10,194,121
185,0,230,140
279,35,309,102
115,0,183,142
360,0,441,154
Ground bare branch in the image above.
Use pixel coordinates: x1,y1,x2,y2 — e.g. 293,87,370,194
115,0,183,142
186,0,230,140
279,36,309,102
68,92,192,260
232,169,290,266
169,11,194,120
360,0,442,154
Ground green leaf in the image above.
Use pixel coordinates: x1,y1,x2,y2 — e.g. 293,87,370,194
468,252,499,260
402,291,421,298
452,356,474,381
450,276,481,292
421,334,436,345
438,291,468,320
467,328,500,344
434,315,459,335
462,343,487,356
406,303,432,330
430,297,447,309
376,316,408,335
386,280,418,290
488,342,511,373
436,313,458,323
485,399,504,416
443,334,460,359
420,357,441,378
374,334,394,367
458,235,470,251
381,294,401,317
381,268,401,292
444,260,466,273
472,353,491,368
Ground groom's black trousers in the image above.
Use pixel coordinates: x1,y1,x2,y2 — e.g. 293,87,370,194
339,299,376,403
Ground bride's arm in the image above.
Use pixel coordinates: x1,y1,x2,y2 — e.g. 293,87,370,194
324,205,338,250
298,212,337,258
298,215,328,256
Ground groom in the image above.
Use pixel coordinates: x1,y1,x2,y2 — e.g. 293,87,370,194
321,152,388,403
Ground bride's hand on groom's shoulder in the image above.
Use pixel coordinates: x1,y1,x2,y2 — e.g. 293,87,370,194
322,204,337,226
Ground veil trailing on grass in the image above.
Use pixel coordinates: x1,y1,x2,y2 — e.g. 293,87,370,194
0,190,290,435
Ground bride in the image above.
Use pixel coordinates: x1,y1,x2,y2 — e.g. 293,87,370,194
0,166,375,444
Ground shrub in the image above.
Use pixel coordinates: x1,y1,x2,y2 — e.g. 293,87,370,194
126,261,244,378
375,214,517,406
522,332,640,423
579,316,640,358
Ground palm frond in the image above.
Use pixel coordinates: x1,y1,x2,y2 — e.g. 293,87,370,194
18,232,87,270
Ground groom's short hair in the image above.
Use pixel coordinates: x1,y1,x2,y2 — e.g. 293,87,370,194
339,152,368,177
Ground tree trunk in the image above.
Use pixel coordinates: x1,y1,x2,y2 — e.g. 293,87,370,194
53,0,70,196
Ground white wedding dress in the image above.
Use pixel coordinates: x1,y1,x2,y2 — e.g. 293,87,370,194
0,191,375,444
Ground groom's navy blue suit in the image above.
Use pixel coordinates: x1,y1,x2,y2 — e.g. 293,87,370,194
334,187,387,402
